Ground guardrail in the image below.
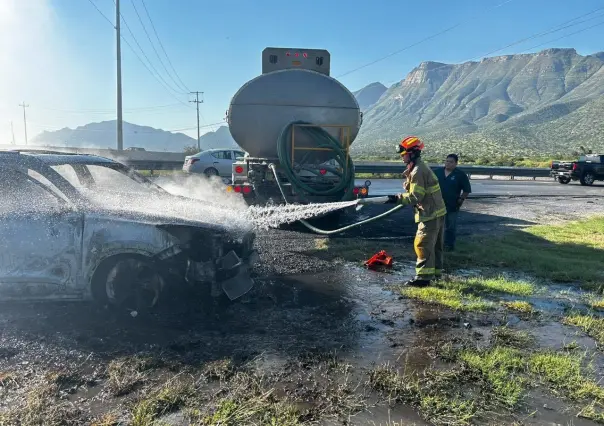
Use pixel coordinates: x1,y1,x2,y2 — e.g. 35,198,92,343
0,144,552,180
354,162,551,179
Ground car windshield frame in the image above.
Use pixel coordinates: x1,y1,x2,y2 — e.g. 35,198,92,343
49,161,169,197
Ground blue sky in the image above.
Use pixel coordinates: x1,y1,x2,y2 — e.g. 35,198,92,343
1,0,604,145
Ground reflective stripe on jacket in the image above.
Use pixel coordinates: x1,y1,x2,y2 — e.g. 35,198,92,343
398,159,447,223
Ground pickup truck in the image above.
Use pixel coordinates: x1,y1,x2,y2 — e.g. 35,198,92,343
550,154,604,186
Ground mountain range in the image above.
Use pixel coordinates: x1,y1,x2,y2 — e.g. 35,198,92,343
31,121,239,152
353,48,604,158
30,48,604,158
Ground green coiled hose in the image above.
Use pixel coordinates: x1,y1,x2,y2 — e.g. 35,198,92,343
276,120,356,201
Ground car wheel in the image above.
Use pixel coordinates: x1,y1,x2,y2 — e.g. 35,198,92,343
92,255,164,314
580,172,595,186
204,167,219,177
557,176,570,184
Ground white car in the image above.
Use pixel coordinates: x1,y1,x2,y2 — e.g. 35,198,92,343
182,148,246,177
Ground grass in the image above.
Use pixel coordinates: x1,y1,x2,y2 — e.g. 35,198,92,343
528,352,604,402
444,276,535,297
106,355,162,396
563,314,604,346
490,327,534,349
501,300,536,315
589,297,604,310
368,364,478,426
398,276,535,312
131,380,194,426
460,347,526,408
446,217,604,289
188,371,304,426
400,286,494,312
0,379,82,425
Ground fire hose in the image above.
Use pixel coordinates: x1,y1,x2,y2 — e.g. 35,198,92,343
268,163,404,235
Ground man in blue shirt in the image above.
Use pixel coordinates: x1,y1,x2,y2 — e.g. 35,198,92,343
434,154,471,250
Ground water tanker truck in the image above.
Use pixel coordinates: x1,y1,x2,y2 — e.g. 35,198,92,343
226,47,370,207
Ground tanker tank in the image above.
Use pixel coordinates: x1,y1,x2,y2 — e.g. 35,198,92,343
227,68,361,161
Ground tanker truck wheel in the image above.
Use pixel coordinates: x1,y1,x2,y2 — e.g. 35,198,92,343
204,167,219,177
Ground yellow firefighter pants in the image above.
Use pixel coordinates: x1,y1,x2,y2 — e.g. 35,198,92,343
414,216,445,280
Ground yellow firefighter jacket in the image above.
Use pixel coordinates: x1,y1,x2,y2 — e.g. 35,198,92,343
398,158,447,223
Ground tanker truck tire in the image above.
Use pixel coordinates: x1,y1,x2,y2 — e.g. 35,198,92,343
204,167,219,178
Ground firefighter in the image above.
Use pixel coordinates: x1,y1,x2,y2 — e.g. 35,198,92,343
386,136,447,286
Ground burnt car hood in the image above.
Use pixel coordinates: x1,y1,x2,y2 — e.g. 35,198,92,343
82,190,254,236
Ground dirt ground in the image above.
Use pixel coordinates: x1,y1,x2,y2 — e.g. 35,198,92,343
1,196,604,425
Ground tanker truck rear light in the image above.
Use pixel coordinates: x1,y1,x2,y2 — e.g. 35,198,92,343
319,169,327,175
572,163,578,171
242,186,252,194
226,185,233,192
234,185,242,193
353,187,359,195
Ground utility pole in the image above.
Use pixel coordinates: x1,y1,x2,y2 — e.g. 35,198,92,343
10,121,15,145
189,91,203,151
18,102,29,145
116,0,124,151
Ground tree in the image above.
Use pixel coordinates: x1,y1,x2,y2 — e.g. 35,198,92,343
184,145,200,156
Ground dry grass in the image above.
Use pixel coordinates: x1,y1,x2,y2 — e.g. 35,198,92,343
106,355,162,397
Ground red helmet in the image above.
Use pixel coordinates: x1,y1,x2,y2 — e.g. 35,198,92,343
396,136,424,156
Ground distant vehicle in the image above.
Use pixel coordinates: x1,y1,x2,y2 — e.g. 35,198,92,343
182,148,246,177
125,147,146,151
0,150,257,312
550,154,604,186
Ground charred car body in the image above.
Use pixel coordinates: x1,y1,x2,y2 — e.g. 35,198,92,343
0,150,257,311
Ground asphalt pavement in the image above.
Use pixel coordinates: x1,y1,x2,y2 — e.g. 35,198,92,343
356,178,604,197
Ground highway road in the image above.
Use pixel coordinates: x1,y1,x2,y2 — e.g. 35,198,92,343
356,178,604,197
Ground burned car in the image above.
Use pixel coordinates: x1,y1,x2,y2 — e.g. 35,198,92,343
0,150,257,312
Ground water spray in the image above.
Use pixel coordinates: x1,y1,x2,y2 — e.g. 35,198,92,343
268,164,404,235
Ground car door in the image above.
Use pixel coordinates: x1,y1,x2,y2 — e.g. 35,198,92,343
216,150,233,176
0,167,84,301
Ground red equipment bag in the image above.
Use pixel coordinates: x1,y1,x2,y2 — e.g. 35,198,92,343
364,250,393,269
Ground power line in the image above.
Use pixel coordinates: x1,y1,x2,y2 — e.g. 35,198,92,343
86,0,114,27
130,0,189,94
140,0,190,93
86,0,192,109
116,1,186,96
521,19,604,53
336,0,516,79
382,7,604,87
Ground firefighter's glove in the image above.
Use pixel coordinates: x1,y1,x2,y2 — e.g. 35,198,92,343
386,195,399,204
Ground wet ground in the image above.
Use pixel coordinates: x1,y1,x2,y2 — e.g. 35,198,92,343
1,196,604,425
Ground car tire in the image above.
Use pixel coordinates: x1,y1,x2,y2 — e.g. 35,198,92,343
557,176,570,184
580,172,595,186
91,255,164,315
204,167,219,177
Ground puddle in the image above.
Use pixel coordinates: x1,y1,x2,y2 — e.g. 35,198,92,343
1,262,603,425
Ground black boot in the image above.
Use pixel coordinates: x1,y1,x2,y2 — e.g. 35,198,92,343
404,277,431,287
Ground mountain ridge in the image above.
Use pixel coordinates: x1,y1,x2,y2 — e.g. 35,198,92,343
353,47,604,157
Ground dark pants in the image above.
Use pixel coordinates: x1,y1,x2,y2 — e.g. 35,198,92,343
444,211,458,249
